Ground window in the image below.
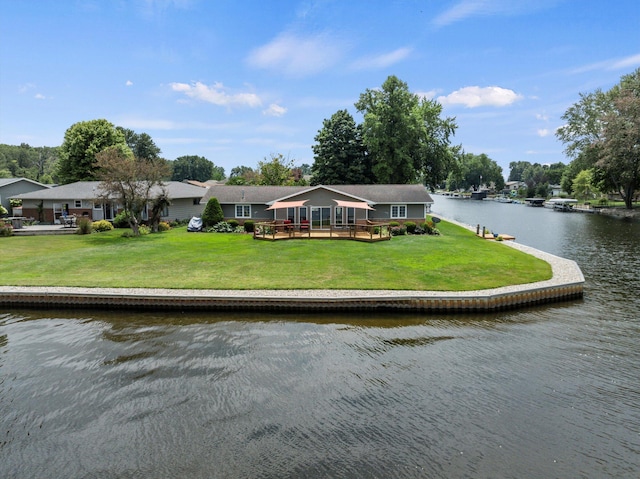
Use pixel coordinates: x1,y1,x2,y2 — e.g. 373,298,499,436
235,205,251,218
299,207,307,221
391,205,407,219
74,200,82,208
287,207,295,222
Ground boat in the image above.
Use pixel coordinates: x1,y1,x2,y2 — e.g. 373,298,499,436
544,198,578,210
524,198,545,207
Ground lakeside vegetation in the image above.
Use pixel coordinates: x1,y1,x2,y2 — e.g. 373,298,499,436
0,221,551,290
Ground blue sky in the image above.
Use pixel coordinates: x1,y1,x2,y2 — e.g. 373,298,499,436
1,0,639,178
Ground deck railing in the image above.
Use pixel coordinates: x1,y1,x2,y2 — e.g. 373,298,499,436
253,220,391,241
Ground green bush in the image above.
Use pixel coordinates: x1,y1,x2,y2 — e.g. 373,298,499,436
227,219,239,228
390,225,407,236
202,197,224,227
207,221,235,233
0,220,13,237
139,225,151,235
243,220,255,233
77,217,93,234
92,220,114,232
389,221,400,228
404,221,416,234
112,211,131,228
158,221,171,232
0,205,8,216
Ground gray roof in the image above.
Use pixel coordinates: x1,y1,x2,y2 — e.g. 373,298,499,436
0,177,50,189
201,184,433,205
10,181,207,200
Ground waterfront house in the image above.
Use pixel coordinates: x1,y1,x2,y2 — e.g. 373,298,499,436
200,184,433,228
11,181,207,224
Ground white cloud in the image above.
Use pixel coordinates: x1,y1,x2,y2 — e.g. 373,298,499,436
537,128,550,137
18,83,36,93
432,0,560,27
34,93,46,100
416,90,438,100
536,113,549,121
438,86,522,108
247,32,344,76
263,103,287,117
126,80,133,86
569,52,640,74
170,81,262,107
350,47,412,70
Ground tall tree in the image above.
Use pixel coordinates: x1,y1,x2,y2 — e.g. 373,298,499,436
557,68,640,208
117,127,162,162
257,153,307,185
171,155,214,182
354,75,456,186
596,88,640,208
95,146,170,236
311,109,369,185
57,119,128,184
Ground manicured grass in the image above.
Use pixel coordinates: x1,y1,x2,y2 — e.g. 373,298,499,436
1,221,551,290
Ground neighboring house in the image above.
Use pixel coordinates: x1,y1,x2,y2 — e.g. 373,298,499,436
549,184,566,197
11,181,207,223
200,184,433,227
0,178,50,214
504,181,525,195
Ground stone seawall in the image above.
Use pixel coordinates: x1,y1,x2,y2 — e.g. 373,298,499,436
0,240,584,313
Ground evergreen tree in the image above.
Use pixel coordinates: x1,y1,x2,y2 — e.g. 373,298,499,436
311,109,369,185
202,197,224,227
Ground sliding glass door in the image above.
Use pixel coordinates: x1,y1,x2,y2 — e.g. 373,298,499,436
310,206,331,229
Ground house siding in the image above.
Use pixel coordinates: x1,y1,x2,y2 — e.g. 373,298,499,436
0,180,49,212
164,199,203,222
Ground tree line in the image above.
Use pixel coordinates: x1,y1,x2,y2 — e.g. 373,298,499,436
3,71,638,208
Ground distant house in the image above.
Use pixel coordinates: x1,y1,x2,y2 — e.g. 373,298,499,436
0,178,50,214
11,181,207,224
200,184,433,227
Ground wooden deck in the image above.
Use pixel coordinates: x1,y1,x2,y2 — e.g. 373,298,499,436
253,222,392,242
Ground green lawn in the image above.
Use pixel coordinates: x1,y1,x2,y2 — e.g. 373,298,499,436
1,221,552,290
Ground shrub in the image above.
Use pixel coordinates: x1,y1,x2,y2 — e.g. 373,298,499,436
227,219,239,228
390,225,407,236
92,220,114,232
0,220,13,237
207,221,235,233
139,225,151,235
0,205,8,217
243,220,255,233
77,217,93,234
389,221,400,228
202,197,224,227
112,211,131,228
404,221,416,234
158,221,171,232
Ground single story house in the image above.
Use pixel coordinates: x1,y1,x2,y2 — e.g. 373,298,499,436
200,184,433,228
11,181,207,224
0,178,50,214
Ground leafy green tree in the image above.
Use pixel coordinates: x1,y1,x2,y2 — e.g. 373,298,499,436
171,155,214,182
557,68,640,208
572,169,594,200
227,165,259,185
95,146,171,236
117,127,162,162
596,87,640,208
258,153,305,185
202,197,224,227
211,165,226,181
354,75,456,186
57,119,128,183
311,109,369,185
508,161,530,182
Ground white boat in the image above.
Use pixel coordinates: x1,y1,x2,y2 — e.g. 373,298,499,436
544,198,578,209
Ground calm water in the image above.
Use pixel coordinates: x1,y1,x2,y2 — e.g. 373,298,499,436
1,197,639,478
